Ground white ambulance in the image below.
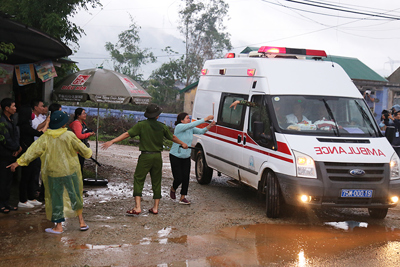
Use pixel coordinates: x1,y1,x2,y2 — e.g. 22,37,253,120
191,45,400,218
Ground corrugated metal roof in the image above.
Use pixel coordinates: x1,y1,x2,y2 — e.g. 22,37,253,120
322,55,387,82
180,81,199,93
239,47,387,82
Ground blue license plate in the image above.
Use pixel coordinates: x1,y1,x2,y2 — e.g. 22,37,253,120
341,189,373,198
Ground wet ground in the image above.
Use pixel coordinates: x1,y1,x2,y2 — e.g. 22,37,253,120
1,142,400,266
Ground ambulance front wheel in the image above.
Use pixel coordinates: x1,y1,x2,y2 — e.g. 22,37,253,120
265,171,281,218
368,208,388,219
195,150,213,185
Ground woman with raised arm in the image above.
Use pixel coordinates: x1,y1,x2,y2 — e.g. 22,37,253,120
169,113,216,205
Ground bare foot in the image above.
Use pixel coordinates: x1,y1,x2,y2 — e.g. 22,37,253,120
78,214,87,228
53,223,63,232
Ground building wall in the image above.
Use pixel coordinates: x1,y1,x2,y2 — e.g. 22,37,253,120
0,84,13,101
183,87,197,115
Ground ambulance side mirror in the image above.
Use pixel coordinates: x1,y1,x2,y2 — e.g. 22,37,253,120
385,126,395,144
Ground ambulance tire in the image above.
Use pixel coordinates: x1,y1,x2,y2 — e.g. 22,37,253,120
266,171,281,218
368,208,388,219
195,150,213,185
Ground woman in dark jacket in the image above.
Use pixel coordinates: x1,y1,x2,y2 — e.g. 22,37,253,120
17,105,46,208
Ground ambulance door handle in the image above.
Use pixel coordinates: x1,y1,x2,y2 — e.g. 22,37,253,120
237,135,242,143
243,136,246,145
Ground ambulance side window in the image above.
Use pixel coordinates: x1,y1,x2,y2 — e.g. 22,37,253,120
218,94,247,130
247,95,273,149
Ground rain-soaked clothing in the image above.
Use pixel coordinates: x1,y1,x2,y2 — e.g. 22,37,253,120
16,127,92,222
127,118,173,199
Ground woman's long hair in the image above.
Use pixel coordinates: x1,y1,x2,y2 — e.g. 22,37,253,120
74,108,85,120
175,112,188,126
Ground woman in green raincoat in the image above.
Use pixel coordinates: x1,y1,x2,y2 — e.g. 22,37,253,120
7,111,92,234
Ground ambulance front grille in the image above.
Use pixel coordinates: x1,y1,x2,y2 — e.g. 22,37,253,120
322,162,385,182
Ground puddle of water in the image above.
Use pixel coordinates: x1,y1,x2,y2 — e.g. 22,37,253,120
46,221,400,265
84,178,180,200
84,182,133,204
92,215,113,220
324,220,368,231
164,222,400,266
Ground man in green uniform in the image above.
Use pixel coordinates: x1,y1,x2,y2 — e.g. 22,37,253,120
101,104,187,215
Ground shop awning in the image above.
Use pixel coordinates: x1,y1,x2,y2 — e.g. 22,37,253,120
0,14,72,65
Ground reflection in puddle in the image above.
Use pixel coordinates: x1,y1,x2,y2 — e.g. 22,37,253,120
84,244,131,249
324,220,368,231
298,250,307,267
84,181,183,200
60,222,400,266
140,237,151,245
158,227,172,238
84,182,133,204
165,222,400,266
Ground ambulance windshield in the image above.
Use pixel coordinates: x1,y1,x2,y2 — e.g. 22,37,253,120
271,95,380,137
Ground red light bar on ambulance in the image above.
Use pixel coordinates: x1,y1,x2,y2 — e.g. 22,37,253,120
224,53,235,58
201,69,208,75
258,46,327,57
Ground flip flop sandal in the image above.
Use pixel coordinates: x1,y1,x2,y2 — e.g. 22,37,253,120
45,228,63,234
0,207,10,214
126,209,141,216
80,225,89,231
5,205,18,211
149,208,158,215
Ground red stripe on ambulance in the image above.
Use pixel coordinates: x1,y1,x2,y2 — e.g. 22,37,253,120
202,125,293,163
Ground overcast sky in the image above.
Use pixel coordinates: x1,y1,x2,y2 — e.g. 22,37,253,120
70,0,400,79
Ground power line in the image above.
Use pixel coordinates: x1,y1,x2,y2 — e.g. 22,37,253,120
300,0,400,15
284,0,400,20
260,0,385,20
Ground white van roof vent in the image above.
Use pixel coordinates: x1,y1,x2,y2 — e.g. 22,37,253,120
248,51,263,57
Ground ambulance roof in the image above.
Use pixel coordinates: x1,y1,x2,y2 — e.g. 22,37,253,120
201,57,361,98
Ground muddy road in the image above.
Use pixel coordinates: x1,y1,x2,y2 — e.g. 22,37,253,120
1,141,400,266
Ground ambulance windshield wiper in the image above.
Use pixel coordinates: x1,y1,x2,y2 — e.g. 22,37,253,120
354,100,377,137
322,99,340,136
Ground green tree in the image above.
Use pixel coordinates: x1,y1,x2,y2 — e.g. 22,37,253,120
0,0,101,47
179,0,232,86
0,42,14,61
147,48,184,112
105,17,156,82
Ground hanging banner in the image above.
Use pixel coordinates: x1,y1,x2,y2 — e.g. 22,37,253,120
0,63,14,84
34,60,57,82
15,64,36,86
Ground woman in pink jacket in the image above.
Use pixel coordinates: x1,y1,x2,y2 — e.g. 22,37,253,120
69,108,95,175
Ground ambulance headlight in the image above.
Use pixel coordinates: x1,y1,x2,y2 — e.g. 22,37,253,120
293,150,317,179
390,153,400,180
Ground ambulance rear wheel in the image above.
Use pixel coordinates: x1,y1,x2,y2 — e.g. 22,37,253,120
195,150,213,185
266,171,281,218
368,208,388,219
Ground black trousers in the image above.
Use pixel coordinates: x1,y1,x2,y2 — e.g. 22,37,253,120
0,158,14,208
169,154,191,196
78,154,85,177
19,158,41,203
